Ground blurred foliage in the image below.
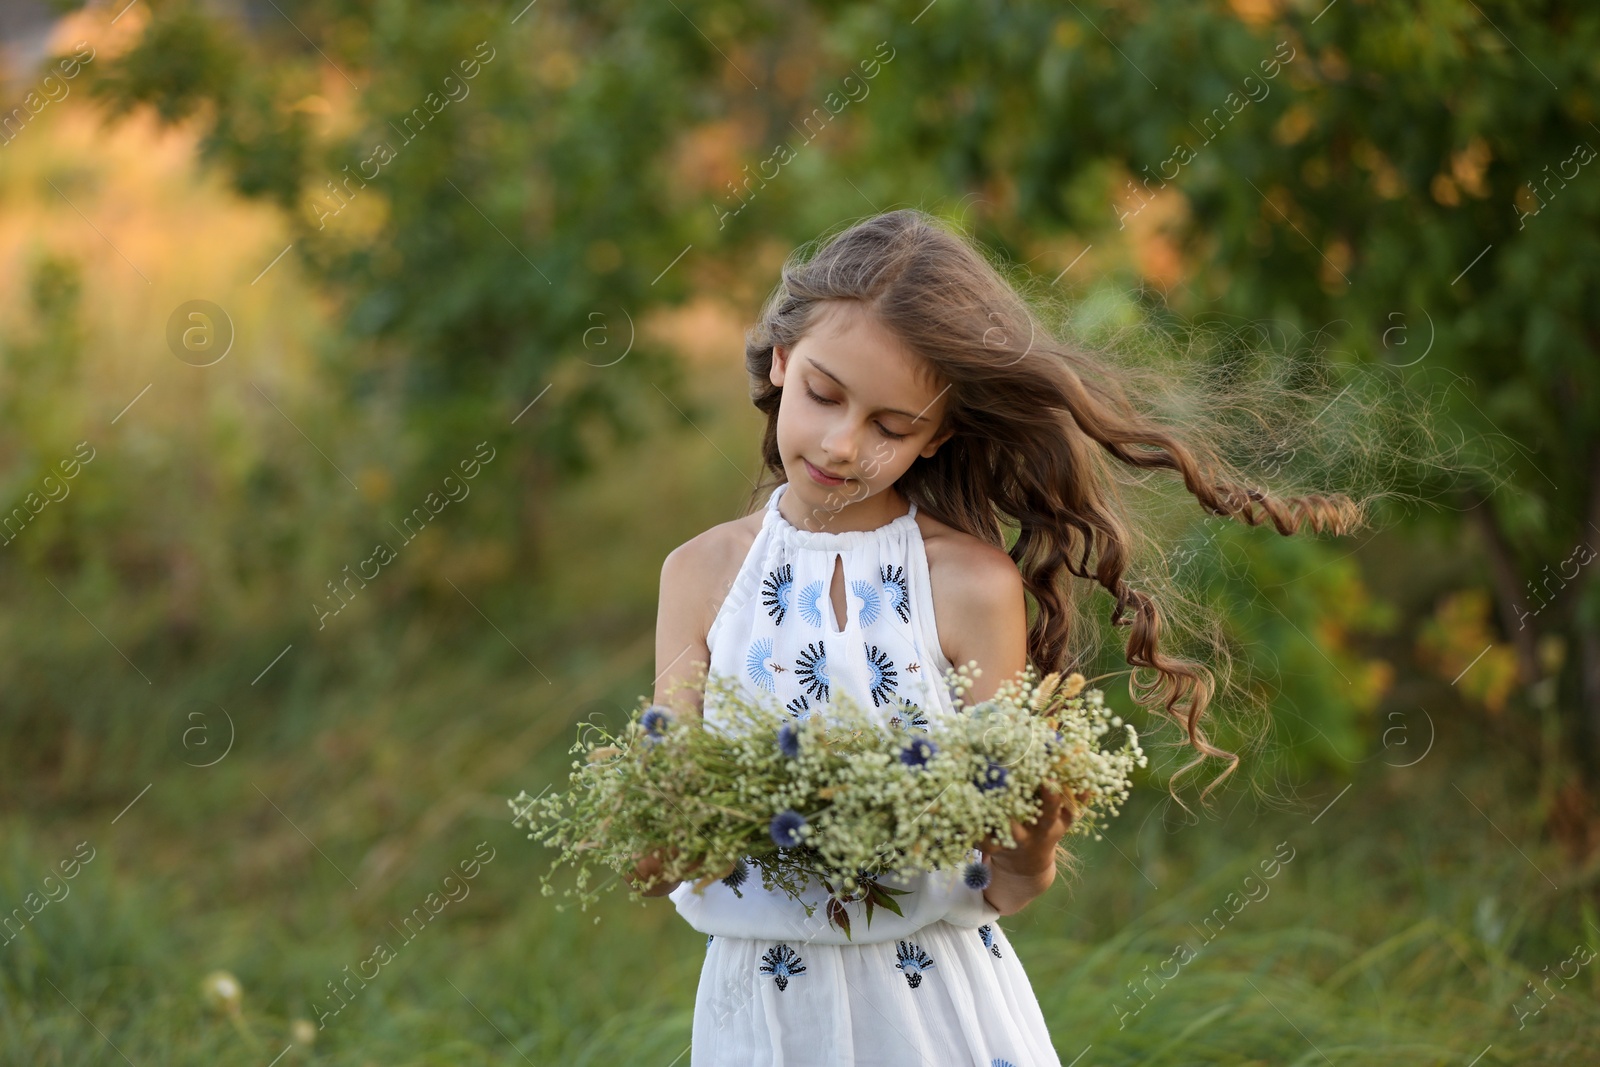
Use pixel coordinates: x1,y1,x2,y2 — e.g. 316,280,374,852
4,0,1583,790
0,251,85,464
1417,587,1523,715
80,0,719,499
1206,516,1399,776
825,0,1600,764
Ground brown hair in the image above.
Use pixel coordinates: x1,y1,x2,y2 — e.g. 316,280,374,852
740,208,1395,810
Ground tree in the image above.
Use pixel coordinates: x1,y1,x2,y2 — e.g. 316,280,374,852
77,0,1596,794
837,0,1600,782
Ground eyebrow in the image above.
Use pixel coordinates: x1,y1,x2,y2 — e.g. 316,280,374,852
805,358,930,423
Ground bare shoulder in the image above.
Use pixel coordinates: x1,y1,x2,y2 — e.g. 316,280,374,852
654,508,763,709
663,507,764,606
914,509,1027,678
914,508,1022,595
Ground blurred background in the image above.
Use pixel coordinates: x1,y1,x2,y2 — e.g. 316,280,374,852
1,0,1596,1062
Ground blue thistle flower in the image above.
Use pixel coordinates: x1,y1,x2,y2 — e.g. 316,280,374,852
640,705,673,739
975,760,1008,792
722,857,749,889
777,722,801,759
769,809,808,848
899,737,938,768
963,859,992,891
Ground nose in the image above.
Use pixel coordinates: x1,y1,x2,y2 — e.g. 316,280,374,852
819,419,860,466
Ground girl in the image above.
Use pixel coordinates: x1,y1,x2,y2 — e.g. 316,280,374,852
630,209,1365,1065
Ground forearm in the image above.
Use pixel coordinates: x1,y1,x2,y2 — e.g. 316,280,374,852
981,856,1056,917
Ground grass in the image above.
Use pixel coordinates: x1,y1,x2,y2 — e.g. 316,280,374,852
4,623,1597,1066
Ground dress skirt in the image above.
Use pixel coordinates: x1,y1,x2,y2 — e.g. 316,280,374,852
689,918,1064,1067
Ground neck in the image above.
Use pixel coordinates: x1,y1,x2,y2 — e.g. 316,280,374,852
779,482,911,534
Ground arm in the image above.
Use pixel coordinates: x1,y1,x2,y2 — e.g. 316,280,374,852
651,538,714,714
936,544,1029,706
978,792,1071,917
631,537,716,897
937,544,1064,917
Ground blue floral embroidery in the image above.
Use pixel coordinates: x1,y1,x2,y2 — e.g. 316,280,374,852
894,940,935,988
760,943,807,991
797,580,828,629
888,700,930,730
880,564,911,623
852,578,883,627
785,693,812,719
762,563,794,626
746,637,776,693
979,924,1003,958
795,641,829,702
864,644,899,706
707,934,714,947
991,1060,1018,1067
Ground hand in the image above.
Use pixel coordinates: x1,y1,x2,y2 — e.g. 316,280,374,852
975,783,1084,875
628,847,736,897
628,846,681,897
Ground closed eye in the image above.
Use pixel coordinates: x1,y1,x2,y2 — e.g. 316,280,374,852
804,385,909,440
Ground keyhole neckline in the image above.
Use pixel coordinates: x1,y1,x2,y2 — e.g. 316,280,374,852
765,482,919,552
826,551,851,635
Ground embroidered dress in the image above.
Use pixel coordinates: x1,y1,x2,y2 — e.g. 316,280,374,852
669,482,1063,1066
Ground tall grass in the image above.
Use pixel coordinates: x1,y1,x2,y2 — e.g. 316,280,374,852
6,664,1596,1065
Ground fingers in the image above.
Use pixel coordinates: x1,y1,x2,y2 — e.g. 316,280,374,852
976,827,1009,855
978,816,1024,856
629,853,662,892
1031,786,1063,827
1034,786,1077,842
630,847,688,896
981,784,1082,856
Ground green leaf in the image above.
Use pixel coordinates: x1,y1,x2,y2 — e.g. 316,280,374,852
826,895,852,940
866,881,907,921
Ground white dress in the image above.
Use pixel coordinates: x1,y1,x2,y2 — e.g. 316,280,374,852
668,482,1064,1067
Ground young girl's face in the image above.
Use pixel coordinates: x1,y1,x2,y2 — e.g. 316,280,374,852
770,300,953,512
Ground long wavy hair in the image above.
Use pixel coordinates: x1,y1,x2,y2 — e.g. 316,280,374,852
739,208,1397,816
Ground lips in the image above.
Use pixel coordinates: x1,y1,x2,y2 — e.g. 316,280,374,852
804,458,849,484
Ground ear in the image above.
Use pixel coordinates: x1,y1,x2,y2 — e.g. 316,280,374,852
770,343,789,388
920,425,954,459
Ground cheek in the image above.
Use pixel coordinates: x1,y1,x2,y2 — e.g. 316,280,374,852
778,396,820,443
859,436,911,481
773,397,809,453
889,444,920,477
